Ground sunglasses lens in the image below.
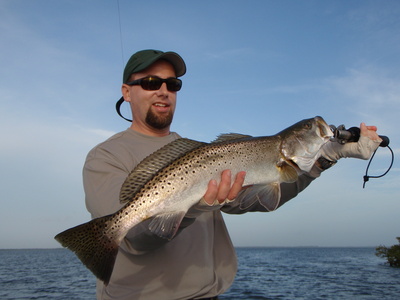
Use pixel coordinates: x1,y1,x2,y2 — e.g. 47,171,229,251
141,77,162,90
132,76,182,91
166,78,182,91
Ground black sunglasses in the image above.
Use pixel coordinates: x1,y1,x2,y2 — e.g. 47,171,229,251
126,76,182,92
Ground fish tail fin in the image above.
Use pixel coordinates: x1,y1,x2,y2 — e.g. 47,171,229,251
54,215,120,285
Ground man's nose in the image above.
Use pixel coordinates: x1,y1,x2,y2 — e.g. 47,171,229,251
157,82,169,95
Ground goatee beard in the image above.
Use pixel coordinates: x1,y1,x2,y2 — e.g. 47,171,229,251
145,109,174,130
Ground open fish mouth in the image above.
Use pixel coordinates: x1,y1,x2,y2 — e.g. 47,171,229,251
281,116,332,173
315,116,334,140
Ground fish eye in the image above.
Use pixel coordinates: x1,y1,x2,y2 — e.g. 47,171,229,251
303,121,312,130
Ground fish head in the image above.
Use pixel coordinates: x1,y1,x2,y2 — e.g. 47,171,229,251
280,116,333,173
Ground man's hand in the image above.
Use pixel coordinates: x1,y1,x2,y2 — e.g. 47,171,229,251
203,170,246,205
321,122,382,162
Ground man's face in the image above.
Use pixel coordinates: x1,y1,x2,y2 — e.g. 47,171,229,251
122,60,178,135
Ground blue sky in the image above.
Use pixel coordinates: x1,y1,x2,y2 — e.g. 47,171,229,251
1,0,399,248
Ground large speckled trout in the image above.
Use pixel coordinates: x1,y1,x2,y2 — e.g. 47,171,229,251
55,116,332,284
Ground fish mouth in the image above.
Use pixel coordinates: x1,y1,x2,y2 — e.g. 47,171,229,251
315,116,333,139
280,116,332,173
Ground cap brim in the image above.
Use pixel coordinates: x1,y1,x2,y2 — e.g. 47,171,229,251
159,52,186,77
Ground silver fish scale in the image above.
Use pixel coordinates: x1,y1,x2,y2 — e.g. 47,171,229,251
119,138,206,204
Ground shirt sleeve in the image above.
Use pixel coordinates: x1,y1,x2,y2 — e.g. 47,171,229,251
221,164,323,214
83,146,132,218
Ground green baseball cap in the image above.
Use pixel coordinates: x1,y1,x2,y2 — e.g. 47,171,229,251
122,49,186,83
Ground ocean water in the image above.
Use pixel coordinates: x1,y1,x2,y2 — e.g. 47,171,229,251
0,247,399,299
227,247,400,299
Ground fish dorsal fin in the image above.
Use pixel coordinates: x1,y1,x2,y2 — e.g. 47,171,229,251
237,183,281,211
119,138,206,204
212,133,253,143
278,161,299,183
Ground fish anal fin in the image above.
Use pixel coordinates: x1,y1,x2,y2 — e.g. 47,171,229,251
148,211,186,240
238,183,281,211
279,161,298,183
54,216,120,285
259,183,281,211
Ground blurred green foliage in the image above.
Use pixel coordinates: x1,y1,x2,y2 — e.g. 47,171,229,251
375,237,400,267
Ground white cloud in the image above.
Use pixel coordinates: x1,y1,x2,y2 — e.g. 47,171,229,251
323,68,400,140
327,68,400,106
0,108,116,248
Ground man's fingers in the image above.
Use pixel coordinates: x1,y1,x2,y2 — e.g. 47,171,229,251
203,179,218,205
203,170,246,205
216,170,232,202
360,123,380,140
227,171,246,200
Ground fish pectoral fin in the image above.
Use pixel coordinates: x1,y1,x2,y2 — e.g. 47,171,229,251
148,211,186,240
279,161,299,183
238,183,281,211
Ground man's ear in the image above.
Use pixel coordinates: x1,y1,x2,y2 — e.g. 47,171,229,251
121,84,131,102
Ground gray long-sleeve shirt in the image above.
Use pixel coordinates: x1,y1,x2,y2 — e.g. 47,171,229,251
83,128,320,300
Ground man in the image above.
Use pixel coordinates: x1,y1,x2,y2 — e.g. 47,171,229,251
83,49,381,300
